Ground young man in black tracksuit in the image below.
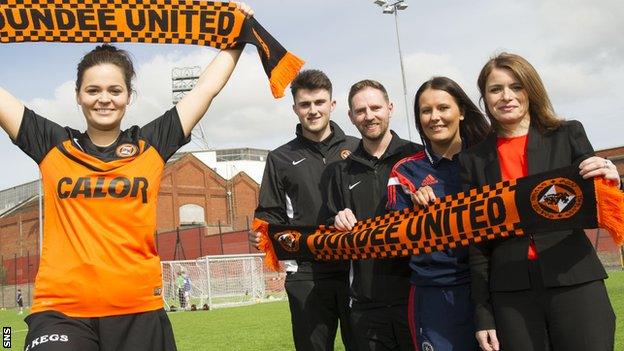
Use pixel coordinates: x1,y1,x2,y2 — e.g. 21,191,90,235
252,70,359,351
326,80,423,351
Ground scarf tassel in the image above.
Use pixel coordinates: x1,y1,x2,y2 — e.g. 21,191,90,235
594,178,624,246
269,51,305,98
252,219,281,272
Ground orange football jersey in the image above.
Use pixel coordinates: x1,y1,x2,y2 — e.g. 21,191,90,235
17,107,187,317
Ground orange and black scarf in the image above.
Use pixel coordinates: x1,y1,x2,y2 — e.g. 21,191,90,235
254,165,624,271
0,0,304,98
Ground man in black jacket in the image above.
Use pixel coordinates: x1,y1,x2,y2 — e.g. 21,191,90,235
251,70,359,351
327,79,423,351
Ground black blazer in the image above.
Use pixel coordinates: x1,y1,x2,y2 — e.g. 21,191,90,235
458,120,608,330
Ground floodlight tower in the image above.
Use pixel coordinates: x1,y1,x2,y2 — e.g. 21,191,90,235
372,0,413,142
171,66,211,150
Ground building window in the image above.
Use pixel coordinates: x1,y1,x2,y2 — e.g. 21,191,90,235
179,204,205,226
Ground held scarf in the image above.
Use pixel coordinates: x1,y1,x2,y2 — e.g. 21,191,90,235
0,0,304,98
254,165,624,272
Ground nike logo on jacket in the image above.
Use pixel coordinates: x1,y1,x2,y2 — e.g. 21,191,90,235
348,181,361,190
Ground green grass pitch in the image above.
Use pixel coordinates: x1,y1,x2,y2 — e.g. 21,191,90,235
2,270,623,350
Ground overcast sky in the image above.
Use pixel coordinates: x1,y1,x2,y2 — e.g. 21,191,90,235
1,0,623,190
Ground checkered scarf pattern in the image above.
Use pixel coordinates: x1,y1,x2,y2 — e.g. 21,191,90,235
0,0,304,97
254,165,624,271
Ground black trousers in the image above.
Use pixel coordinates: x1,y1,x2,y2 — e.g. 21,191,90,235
491,261,615,351
350,304,414,351
285,274,355,351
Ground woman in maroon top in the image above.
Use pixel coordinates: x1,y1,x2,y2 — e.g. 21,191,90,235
459,53,620,351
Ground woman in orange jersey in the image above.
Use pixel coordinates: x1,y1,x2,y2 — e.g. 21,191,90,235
0,4,253,351
459,53,619,351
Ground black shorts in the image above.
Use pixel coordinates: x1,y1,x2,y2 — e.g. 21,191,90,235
24,309,177,351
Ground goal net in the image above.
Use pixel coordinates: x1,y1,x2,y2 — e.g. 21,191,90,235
161,254,286,310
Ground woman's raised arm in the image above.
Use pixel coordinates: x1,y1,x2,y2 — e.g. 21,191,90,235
175,2,254,137
0,87,25,141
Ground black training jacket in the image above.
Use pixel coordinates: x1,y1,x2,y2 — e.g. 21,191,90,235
255,121,359,280
323,131,423,308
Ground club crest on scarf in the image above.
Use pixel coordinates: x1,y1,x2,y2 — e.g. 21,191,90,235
530,177,583,220
274,230,302,252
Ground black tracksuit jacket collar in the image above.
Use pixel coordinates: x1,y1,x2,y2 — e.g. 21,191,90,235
349,130,406,168
295,121,347,152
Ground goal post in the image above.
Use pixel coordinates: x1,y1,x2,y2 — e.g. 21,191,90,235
161,253,286,310
161,259,210,311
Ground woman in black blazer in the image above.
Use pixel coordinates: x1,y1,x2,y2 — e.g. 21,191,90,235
458,53,620,351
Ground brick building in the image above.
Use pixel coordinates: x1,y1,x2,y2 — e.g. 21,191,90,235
157,153,260,233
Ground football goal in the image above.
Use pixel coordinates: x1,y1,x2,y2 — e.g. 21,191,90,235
161,253,286,310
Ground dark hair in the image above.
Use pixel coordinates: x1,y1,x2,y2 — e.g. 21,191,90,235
414,77,490,149
348,79,389,110
76,44,135,92
290,69,332,98
477,52,562,133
